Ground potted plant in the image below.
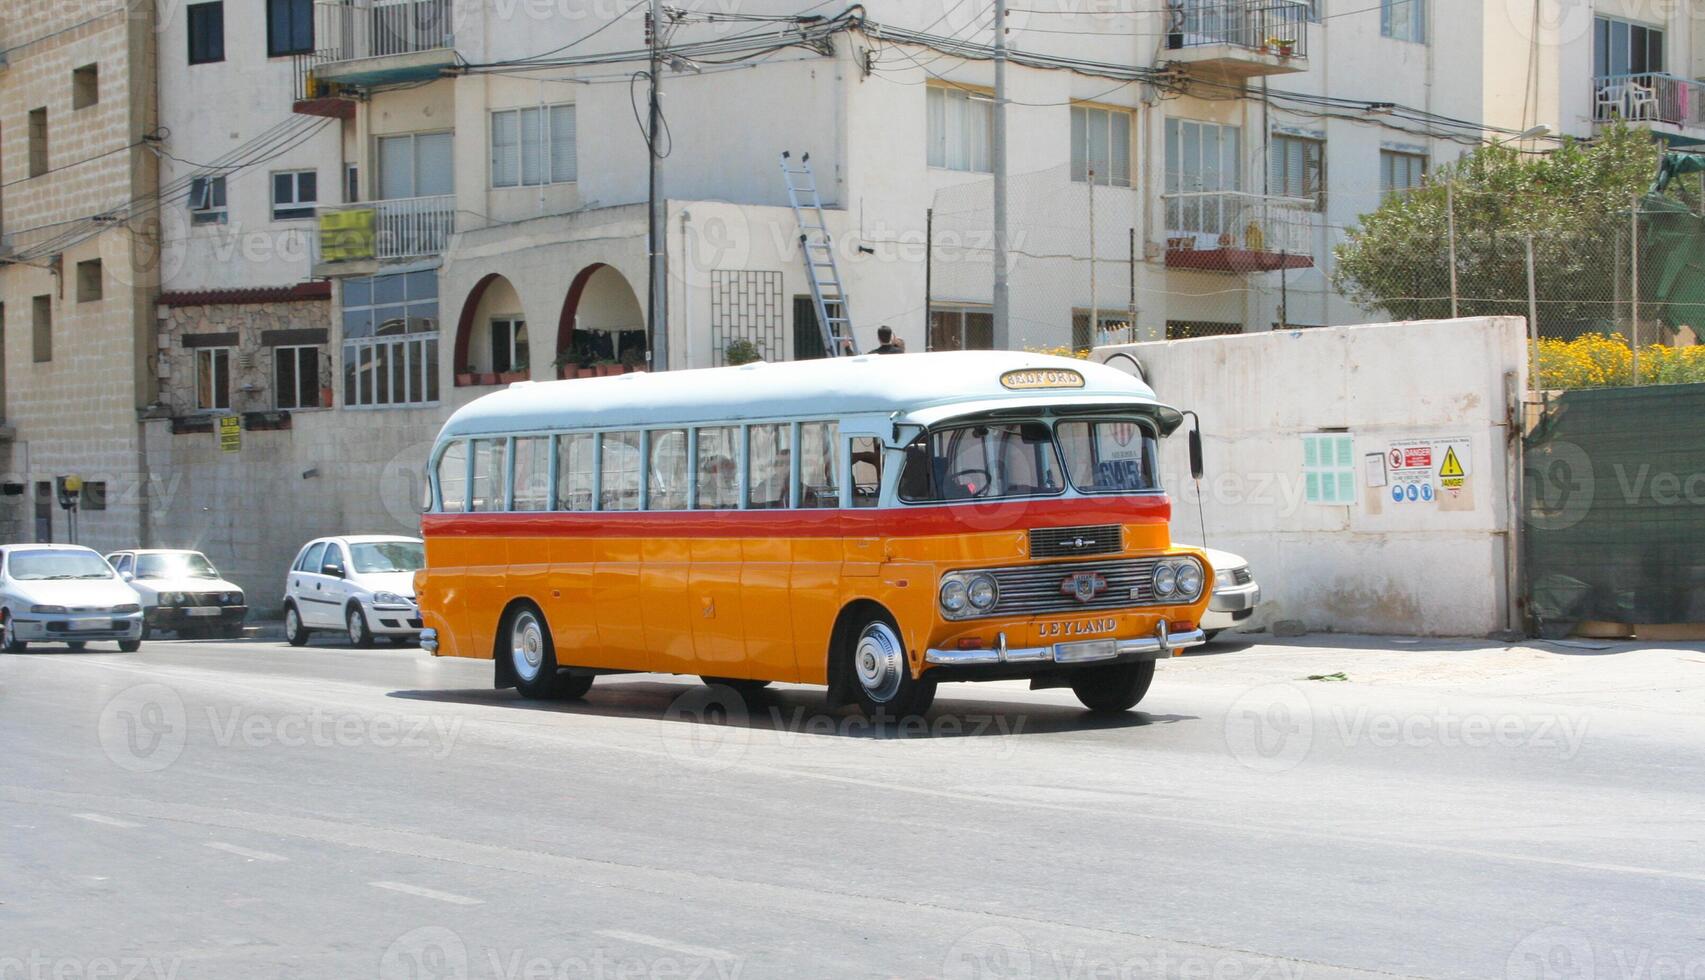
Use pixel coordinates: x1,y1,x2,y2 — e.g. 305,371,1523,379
1266,35,1295,57
620,347,647,373
320,384,335,408
724,338,763,366
498,369,528,384
456,364,477,387
592,358,621,377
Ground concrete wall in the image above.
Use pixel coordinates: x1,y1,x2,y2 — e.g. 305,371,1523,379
1098,317,1528,638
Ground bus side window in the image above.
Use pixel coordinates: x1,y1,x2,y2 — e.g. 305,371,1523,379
555,433,594,511
436,441,468,512
601,431,642,511
798,421,839,509
469,439,507,512
648,429,688,510
696,426,739,510
512,437,551,511
850,437,881,507
746,424,789,510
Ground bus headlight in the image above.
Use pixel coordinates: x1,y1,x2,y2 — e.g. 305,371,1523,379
1174,559,1205,601
939,578,969,615
966,574,999,612
1152,563,1177,598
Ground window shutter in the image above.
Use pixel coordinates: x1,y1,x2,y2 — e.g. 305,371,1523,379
550,104,577,183
519,107,543,187
491,111,518,188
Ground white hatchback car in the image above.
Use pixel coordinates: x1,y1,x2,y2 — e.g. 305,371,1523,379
1202,548,1262,641
283,535,425,648
0,544,144,652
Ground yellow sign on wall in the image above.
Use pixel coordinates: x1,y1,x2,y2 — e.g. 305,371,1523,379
319,208,376,262
218,415,241,453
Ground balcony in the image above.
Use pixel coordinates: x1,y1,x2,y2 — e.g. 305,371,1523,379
314,195,455,274
1163,191,1314,273
301,0,455,93
1163,0,1310,80
1592,73,1705,139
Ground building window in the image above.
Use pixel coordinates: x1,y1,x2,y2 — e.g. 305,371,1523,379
926,86,992,173
1270,134,1326,210
377,132,453,199
72,64,99,109
346,165,359,203
1165,118,1241,237
1380,150,1428,197
189,175,227,224
274,345,321,410
32,296,51,363
1071,105,1132,187
266,0,313,56
1381,0,1425,42
272,170,317,220
490,104,576,188
80,482,108,512
76,260,103,303
489,317,528,375
1071,310,1133,351
188,2,225,64
341,271,440,408
928,305,994,352
1302,433,1355,505
1594,17,1664,79
196,347,233,411
28,108,47,178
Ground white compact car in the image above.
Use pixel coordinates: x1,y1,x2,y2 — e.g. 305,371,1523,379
283,535,425,648
0,544,144,652
1202,548,1262,641
106,549,247,639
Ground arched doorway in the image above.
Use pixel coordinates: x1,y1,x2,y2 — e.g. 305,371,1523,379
555,264,646,377
453,272,529,385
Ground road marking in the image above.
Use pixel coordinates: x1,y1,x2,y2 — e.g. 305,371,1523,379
205,842,286,862
595,930,735,962
72,813,141,828
368,881,482,905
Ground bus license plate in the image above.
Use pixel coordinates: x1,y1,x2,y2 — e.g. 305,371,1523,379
1055,639,1118,663
187,607,221,617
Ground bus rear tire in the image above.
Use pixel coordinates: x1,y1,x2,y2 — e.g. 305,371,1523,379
507,604,592,700
701,676,770,699
844,611,935,719
1071,659,1156,712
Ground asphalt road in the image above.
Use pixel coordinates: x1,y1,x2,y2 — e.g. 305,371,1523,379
1,632,1702,980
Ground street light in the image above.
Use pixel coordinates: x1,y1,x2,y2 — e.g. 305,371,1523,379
1493,124,1551,146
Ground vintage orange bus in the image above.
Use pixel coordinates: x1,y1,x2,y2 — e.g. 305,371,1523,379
416,351,1212,716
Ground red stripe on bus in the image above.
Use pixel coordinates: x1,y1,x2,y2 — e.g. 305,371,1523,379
420,496,1170,538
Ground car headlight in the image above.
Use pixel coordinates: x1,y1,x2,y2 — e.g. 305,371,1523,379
112,603,141,615
31,604,67,614
966,573,999,611
1212,566,1247,592
1175,560,1205,601
161,592,182,606
938,578,968,615
224,592,243,605
373,591,412,606
1152,563,1177,598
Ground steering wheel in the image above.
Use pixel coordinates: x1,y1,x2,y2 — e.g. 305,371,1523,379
948,467,993,498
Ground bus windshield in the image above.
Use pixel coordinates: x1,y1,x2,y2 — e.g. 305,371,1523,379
1056,419,1159,493
899,421,1065,502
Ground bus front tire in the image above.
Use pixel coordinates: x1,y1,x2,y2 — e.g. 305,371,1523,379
507,604,593,700
844,612,935,719
1070,659,1156,712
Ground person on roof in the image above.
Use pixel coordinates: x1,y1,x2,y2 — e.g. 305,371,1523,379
869,325,904,355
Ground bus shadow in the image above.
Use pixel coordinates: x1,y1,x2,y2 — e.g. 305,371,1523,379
389,681,1196,738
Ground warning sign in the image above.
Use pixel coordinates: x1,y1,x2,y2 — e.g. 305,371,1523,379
218,415,241,454
1439,446,1465,479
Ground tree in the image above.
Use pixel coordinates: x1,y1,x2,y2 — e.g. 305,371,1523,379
1332,124,1674,336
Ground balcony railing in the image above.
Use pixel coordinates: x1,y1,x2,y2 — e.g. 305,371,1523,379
1167,0,1310,58
1163,191,1314,270
317,194,455,265
1592,72,1705,130
315,0,453,64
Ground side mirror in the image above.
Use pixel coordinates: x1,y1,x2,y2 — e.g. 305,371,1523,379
1188,425,1205,481
321,563,344,578
120,571,133,581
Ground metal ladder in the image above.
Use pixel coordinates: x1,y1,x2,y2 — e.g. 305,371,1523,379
780,151,855,357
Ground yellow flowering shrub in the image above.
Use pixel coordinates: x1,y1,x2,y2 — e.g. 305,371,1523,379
1025,345,1093,360
1534,334,1705,389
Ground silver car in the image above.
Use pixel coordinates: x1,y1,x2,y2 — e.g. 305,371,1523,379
1202,548,1261,641
0,544,145,652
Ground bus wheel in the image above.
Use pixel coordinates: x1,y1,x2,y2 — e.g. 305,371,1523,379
700,676,770,699
845,612,935,719
1070,659,1156,712
507,604,593,700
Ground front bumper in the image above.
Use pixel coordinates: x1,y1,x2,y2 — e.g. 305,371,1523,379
146,605,248,630
926,619,1206,666
367,603,424,636
14,614,143,642
1202,582,1261,630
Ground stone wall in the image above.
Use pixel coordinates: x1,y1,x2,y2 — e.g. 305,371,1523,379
157,298,336,416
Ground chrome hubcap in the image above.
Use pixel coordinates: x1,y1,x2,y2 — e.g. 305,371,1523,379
348,610,362,643
511,611,544,683
853,622,905,703
286,609,299,636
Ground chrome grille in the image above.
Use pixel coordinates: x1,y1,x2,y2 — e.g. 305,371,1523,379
1028,525,1123,559
981,558,1164,618
1227,567,1253,586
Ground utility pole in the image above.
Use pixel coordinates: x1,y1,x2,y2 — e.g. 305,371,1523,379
1446,180,1459,319
1631,193,1640,384
1088,167,1097,348
991,0,1010,348
646,0,669,371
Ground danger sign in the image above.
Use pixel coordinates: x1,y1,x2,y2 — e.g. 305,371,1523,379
1439,446,1465,479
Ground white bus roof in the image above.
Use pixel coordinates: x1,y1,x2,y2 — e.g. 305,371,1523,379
436,351,1181,441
